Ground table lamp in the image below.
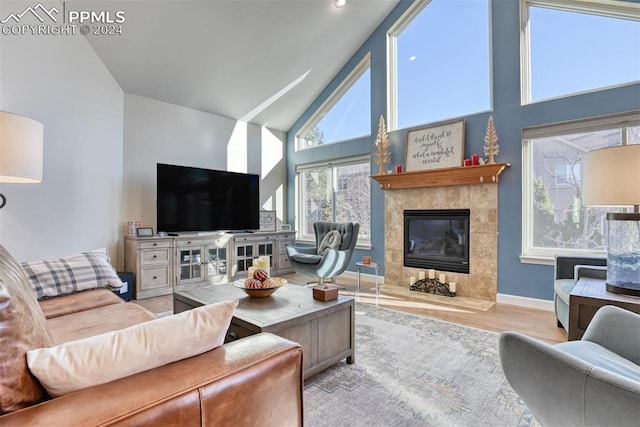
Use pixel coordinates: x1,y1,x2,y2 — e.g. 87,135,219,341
0,111,44,209
583,144,640,296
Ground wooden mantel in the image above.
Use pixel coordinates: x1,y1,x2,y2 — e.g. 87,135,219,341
372,162,510,190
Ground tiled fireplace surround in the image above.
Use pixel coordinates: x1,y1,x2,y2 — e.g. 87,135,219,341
384,184,498,301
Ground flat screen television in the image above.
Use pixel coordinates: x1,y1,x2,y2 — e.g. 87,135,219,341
157,163,260,233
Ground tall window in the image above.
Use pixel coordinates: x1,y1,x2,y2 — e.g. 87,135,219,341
296,157,370,245
296,55,371,150
522,0,640,103
522,112,640,261
388,0,491,130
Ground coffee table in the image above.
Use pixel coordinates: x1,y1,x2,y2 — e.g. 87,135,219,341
173,283,355,379
569,277,640,340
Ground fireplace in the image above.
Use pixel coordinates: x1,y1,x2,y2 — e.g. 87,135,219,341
404,209,470,274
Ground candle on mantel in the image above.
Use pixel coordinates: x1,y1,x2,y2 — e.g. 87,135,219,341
418,271,425,280
439,273,446,283
428,269,436,279
449,282,457,293
410,276,416,285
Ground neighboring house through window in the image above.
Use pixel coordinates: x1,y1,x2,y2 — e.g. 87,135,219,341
522,112,640,262
296,157,371,246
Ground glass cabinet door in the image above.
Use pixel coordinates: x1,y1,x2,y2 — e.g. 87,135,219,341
236,244,254,274
258,242,274,267
180,248,202,281
207,246,227,276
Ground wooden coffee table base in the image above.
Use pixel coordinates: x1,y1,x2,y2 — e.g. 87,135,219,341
174,283,355,379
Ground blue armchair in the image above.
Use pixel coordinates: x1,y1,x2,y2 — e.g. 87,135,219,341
554,255,606,331
286,222,359,285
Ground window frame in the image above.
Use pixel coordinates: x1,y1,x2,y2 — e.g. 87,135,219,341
295,154,371,247
520,0,640,105
521,110,640,265
295,54,371,151
386,0,430,132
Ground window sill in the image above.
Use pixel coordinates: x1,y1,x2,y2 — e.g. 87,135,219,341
520,250,606,266
519,255,555,266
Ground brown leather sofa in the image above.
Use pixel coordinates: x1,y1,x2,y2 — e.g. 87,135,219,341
0,251,304,426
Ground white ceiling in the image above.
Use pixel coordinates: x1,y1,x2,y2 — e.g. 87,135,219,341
82,0,400,131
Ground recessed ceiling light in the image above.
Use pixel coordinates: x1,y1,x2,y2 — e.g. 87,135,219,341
334,0,347,8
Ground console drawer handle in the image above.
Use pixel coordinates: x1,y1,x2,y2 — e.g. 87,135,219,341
228,332,239,341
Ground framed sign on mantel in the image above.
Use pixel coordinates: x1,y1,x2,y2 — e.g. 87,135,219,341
405,119,465,172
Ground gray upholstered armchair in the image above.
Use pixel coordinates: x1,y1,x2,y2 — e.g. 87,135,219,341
554,255,606,331
499,305,640,427
286,222,359,285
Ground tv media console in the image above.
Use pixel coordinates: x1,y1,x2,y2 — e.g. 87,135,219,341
124,230,295,299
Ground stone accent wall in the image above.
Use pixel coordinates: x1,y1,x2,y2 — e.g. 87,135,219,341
384,184,498,301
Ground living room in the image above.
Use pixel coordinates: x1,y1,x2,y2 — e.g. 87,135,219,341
1,0,639,425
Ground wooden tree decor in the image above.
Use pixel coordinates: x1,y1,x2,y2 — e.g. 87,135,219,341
374,115,391,175
483,115,500,164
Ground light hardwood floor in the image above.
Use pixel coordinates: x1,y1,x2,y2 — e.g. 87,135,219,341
134,273,567,345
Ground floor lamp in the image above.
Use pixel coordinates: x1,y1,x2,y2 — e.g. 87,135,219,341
0,111,44,209
583,144,640,296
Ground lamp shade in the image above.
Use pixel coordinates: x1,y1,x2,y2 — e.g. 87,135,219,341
0,111,44,183
582,144,640,206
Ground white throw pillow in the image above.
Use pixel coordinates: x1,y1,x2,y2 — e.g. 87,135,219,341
26,300,238,397
317,230,342,255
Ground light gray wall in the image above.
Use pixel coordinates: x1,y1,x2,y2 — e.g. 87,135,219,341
123,93,287,234
0,8,124,264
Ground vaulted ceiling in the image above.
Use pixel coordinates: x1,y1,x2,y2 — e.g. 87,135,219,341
83,0,401,131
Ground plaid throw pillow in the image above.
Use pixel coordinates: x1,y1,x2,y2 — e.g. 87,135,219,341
21,248,123,300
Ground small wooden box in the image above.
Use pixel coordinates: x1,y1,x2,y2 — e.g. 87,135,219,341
312,285,339,301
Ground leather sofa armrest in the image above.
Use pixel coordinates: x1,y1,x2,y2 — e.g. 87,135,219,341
0,333,304,427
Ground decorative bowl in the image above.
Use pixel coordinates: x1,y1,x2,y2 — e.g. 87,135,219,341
233,278,287,298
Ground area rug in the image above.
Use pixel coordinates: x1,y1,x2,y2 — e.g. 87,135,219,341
304,303,538,427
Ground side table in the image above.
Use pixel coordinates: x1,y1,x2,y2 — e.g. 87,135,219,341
356,261,379,295
569,277,640,340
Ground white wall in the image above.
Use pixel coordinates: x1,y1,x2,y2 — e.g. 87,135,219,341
0,5,124,264
123,94,287,234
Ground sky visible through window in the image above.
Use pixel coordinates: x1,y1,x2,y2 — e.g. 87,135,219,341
530,6,640,101
396,0,490,130
310,68,371,144
314,1,638,141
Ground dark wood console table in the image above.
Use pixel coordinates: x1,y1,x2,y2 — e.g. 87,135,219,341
568,277,640,340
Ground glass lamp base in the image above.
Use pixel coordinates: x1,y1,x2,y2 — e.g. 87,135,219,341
606,282,640,297
605,213,640,297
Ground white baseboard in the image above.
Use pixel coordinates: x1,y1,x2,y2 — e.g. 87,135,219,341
497,293,554,312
